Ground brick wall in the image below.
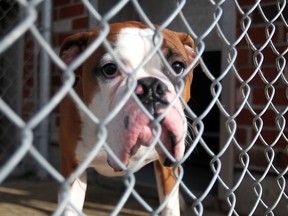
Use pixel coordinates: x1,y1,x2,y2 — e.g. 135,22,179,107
22,32,38,121
53,0,89,50
49,1,287,169
235,1,288,170
51,0,90,140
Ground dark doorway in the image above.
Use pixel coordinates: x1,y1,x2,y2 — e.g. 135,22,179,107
183,50,221,194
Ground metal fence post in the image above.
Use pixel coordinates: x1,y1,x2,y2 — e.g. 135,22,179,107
37,0,52,178
218,0,236,205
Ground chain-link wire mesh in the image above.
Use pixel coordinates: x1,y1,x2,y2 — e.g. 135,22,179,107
0,0,287,215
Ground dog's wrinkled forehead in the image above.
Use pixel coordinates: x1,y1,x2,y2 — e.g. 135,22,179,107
107,27,162,74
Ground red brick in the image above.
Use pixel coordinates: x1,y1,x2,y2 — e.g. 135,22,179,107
25,77,34,87
248,26,267,44
246,148,268,168
247,147,287,169
237,0,254,6
242,47,277,67
236,27,251,47
24,37,34,50
236,12,245,30
283,26,288,42
52,75,62,87
253,88,266,105
275,150,288,169
237,0,275,6
236,27,241,38
262,47,276,65
236,25,281,48
53,0,70,7
261,109,277,126
284,129,288,139
236,109,254,125
274,44,288,54
238,67,281,87
51,64,59,76
252,129,287,148
72,17,88,30
235,142,287,170
56,114,60,126
22,87,31,98
23,64,33,77
53,9,59,20
237,67,254,83
253,3,288,25
261,45,287,65
236,108,278,127
22,101,35,119
271,87,287,105
246,148,287,169
52,35,59,47
59,4,85,19
258,67,280,84
236,128,249,145
262,0,278,3
237,47,251,66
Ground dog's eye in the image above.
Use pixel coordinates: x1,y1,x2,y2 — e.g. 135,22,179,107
171,61,186,74
101,63,118,79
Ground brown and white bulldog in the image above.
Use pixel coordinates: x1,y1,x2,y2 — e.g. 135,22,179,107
59,21,196,216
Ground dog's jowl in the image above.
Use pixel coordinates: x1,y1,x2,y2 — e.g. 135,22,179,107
59,21,197,216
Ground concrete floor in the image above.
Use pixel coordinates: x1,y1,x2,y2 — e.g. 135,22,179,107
0,176,225,216
0,178,151,216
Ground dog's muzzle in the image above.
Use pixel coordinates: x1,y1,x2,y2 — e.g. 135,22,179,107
106,77,186,172
135,77,169,117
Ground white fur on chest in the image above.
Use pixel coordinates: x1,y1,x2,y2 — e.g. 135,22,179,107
75,110,158,176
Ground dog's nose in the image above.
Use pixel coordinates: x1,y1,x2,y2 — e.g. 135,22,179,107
135,77,169,116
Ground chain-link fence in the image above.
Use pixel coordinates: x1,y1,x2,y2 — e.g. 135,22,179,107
0,0,287,215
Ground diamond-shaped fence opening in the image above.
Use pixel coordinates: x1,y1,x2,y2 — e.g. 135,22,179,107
0,0,287,215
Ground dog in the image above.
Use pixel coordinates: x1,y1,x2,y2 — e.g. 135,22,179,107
58,21,196,216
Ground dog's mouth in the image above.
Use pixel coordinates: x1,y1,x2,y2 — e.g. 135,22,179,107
129,123,179,159
106,104,186,172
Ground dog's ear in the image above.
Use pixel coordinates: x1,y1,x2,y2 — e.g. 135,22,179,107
176,32,198,67
60,32,93,74
176,33,198,103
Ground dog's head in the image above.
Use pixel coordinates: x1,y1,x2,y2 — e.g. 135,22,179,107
60,21,197,172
